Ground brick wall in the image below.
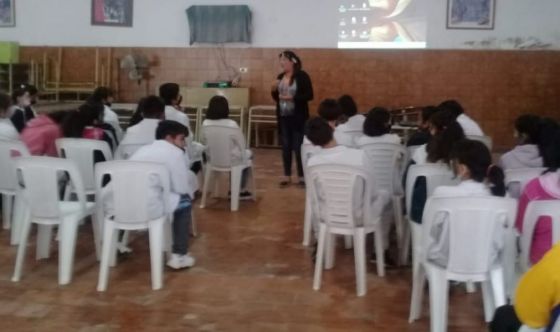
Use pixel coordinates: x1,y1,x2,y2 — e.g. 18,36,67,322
20,47,560,149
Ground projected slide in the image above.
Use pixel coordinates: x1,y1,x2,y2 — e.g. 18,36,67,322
338,0,427,49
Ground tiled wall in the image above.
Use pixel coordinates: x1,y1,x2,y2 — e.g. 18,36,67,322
20,47,560,149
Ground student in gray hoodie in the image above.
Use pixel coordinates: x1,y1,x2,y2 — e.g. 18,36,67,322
499,114,545,170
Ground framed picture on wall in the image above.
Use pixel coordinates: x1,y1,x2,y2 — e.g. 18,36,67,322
91,0,133,27
0,0,15,27
447,0,496,30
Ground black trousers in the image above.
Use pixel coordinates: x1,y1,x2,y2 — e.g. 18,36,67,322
279,116,304,177
489,305,521,332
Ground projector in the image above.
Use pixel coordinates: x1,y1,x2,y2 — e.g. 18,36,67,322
203,81,232,88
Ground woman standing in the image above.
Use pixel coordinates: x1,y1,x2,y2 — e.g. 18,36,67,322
271,50,314,187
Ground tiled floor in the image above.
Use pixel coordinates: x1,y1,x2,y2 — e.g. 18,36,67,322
0,149,489,331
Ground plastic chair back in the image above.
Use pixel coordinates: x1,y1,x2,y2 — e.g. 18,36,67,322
201,124,246,169
115,143,145,160
14,156,86,220
466,135,493,151
358,142,408,195
520,200,560,270
95,160,170,224
405,163,458,216
422,196,516,280
307,164,371,229
505,168,546,198
56,138,113,192
0,140,30,193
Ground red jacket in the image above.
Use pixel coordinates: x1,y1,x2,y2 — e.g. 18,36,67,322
20,115,62,157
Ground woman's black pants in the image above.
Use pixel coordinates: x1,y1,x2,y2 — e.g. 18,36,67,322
279,116,304,178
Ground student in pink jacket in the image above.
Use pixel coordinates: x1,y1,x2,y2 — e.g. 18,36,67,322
516,126,560,264
20,111,68,156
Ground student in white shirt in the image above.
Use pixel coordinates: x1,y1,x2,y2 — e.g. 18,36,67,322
439,99,484,137
334,95,364,147
202,95,252,197
426,139,506,267
116,96,164,160
305,117,392,262
159,83,190,129
409,110,465,225
89,87,123,141
0,93,19,141
355,107,401,146
130,120,197,269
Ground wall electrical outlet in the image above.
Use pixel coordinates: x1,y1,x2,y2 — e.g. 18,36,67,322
239,67,248,73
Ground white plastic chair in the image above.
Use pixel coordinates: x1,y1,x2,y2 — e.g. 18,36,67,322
56,138,113,197
467,135,493,151
505,168,546,199
301,142,320,246
95,160,171,291
409,196,517,332
309,164,385,297
11,156,97,285
401,163,459,266
0,140,30,245
520,200,560,272
358,142,408,262
199,124,256,211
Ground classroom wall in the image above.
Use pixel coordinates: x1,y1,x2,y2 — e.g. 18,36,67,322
1,0,560,49
19,46,560,150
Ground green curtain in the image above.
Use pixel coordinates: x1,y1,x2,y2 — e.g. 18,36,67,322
186,5,252,45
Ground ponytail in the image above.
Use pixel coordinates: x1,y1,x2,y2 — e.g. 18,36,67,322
487,164,506,197
450,139,506,197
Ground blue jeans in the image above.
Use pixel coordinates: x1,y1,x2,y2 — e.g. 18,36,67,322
279,116,304,177
172,195,192,255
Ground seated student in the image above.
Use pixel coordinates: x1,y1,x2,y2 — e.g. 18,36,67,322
88,87,123,141
116,96,164,159
21,111,68,157
9,86,33,133
515,127,560,265
336,94,365,131
305,117,392,260
334,95,363,147
159,83,189,128
499,114,544,170
426,139,506,267
490,243,560,332
409,110,465,224
0,93,19,141
406,106,438,147
62,102,117,154
106,121,197,269
439,99,484,136
202,95,251,197
355,107,401,146
308,98,354,149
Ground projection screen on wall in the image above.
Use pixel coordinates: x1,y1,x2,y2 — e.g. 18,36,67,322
337,0,427,49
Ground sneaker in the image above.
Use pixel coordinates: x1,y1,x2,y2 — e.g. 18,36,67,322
279,180,290,188
239,191,253,200
167,253,196,269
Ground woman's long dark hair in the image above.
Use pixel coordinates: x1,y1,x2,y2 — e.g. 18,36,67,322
450,139,506,196
427,110,465,163
62,102,104,138
279,50,301,85
363,107,391,137
206,95,230,120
